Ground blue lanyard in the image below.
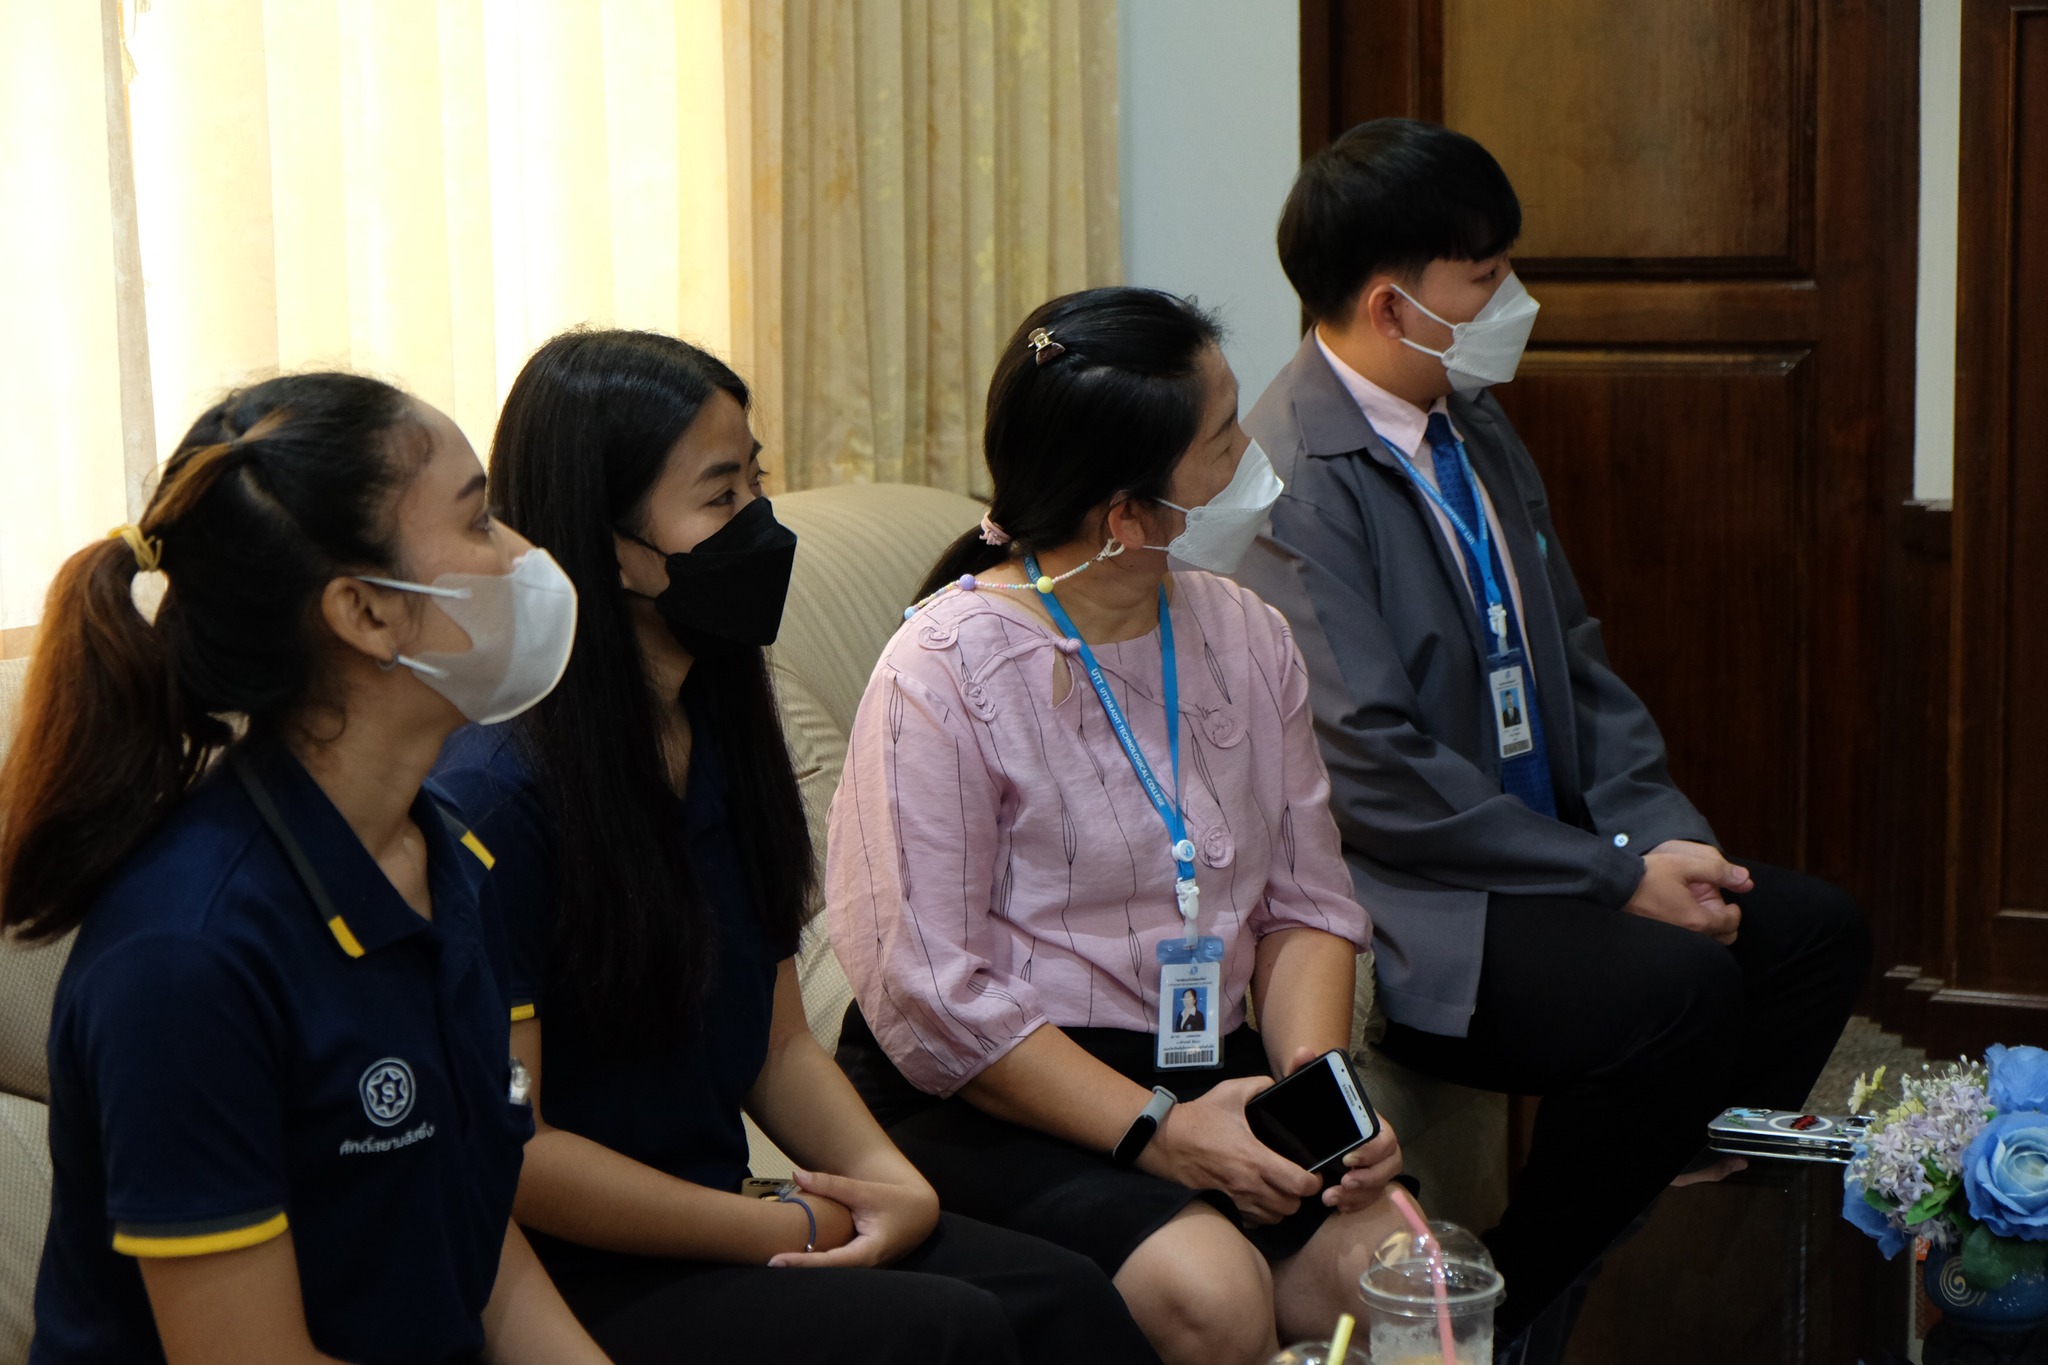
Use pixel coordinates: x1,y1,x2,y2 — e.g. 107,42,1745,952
1374,424,1511,654
1025,554,1201,933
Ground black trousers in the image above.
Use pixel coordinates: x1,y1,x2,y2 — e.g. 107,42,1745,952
544,1211,1163,1365
1377,862,1869,1343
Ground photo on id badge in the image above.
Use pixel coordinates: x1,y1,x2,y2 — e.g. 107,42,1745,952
1490,664,1533,758
1156,937,1223,1069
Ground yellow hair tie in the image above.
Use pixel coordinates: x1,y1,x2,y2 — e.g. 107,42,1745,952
108,524,163,573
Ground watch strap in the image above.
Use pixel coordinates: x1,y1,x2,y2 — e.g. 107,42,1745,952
1112,1085,1178,1165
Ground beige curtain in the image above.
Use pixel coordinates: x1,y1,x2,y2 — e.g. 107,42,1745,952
0,0,139,647
124,0,737,475
725,0,1121,497
0,0,1118,645
0,0,734,642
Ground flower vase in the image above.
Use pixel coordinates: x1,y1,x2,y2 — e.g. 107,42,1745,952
1924,1245,2048,1333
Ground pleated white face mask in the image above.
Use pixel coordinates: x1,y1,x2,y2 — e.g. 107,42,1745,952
361,548,579,725
1393,272,1541,396
1147,440,1285,574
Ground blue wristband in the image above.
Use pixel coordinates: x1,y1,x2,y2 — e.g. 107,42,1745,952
776,1187,818,1252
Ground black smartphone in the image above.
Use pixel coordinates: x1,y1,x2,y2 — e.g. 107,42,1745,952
1244,1048,1382,1174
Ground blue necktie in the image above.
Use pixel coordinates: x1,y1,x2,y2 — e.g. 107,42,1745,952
1424,412,1558,818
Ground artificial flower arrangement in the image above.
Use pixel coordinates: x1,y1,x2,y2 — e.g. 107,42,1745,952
1841,1043,2048,1290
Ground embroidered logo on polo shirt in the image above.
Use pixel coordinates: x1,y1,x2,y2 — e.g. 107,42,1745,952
358,1057,416,1127
339,1121,435,1156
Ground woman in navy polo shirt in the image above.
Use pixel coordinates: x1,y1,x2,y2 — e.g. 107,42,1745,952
0,374,609,1364
429,329,1158,1365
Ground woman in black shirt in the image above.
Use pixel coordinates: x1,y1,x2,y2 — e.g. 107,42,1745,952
431,329,1158,1365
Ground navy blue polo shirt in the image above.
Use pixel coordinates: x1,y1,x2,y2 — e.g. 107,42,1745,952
430,686,794,1280
32,740,533,1365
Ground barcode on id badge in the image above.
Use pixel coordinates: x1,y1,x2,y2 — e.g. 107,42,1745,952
1161,1047,1216,1067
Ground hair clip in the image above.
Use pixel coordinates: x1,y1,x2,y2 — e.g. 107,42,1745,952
1027,327,1066,366
978,513,1012,547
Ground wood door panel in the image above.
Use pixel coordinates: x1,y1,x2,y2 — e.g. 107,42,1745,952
1495,350,1810,865
1526,281,1823,343
1991,12,2048,991
1442,0,1813,271
1960,6,2048,1001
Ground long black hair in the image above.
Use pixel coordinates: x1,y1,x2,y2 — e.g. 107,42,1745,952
2,374,419,939
917,287,1222,599
489,329,814,1047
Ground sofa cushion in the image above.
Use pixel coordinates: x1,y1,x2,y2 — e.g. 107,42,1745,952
771,484,987,737
0,654,72,1105
772,668,857,1052
0,1092,49,1362
0,656,27,771
0,936,69,1103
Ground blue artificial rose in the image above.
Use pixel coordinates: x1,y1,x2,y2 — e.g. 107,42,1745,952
1843,1172,1906,1258
1987,1044,2048,1114
1961,1111,2048,1240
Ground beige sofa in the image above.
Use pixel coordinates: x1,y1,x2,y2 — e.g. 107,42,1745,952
0,482,1503,1361
0,655,60,1363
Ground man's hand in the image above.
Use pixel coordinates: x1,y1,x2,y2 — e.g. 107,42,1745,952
1626,844,1750,945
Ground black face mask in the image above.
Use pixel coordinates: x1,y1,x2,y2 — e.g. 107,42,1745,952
626,497,799,660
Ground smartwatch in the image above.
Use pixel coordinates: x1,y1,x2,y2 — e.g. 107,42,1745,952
1113,1086,1178,1166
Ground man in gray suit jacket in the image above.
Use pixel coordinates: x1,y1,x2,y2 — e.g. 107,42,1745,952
1234,119,1869,1349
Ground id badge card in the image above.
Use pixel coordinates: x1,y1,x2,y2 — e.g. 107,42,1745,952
1487,648,1534,760
1155,935,1225,1070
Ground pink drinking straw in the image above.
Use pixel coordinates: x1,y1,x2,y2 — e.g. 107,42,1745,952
1385,1184,1458,1365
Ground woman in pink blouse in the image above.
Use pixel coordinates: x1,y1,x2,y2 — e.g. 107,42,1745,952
829,288,1408,1365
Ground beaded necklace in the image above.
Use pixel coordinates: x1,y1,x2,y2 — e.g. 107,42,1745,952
900,538,1125,622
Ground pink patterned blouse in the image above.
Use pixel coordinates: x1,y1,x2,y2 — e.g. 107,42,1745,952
826,569,1372,1097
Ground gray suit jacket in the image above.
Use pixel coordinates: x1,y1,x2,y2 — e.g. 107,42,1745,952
1235,334,1714,1036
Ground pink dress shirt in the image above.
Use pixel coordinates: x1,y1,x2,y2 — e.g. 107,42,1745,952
826,568,1372,1097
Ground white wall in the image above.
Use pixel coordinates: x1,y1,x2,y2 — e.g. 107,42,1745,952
1915,0,1962,503
1117,0,1301,411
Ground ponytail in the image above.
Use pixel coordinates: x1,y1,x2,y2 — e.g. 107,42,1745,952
0,374,416,940
0,538,211,941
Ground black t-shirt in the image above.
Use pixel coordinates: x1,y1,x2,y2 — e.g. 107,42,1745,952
429,691,794,1279
33,740,529,1365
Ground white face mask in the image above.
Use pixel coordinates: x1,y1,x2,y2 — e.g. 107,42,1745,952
1147,440,1284,574
1392,272,1540,396
361,548,579,725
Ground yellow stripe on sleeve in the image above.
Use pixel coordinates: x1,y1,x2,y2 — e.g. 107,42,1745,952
325,915,366,959
460,830,496,869
113,1211,289,1259
509,1002,536,1022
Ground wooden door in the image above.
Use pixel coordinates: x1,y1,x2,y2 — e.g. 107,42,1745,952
1300,0,1919,901
1937,0,2048,1043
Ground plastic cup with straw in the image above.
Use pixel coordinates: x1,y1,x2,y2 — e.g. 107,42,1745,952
1265,1311,1365,1365
1385,1184,1458,1365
